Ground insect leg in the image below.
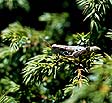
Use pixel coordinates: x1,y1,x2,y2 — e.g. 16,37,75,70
70,50,87,58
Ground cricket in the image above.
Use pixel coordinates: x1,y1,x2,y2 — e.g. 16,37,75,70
51,44,101,58
41,37,101,58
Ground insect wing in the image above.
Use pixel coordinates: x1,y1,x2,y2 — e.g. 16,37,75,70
51,44,88,57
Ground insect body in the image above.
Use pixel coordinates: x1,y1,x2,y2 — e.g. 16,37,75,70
52,44,101,58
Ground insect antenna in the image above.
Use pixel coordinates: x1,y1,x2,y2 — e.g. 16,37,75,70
39,36,52,48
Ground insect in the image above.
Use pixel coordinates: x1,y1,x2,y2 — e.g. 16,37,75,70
51,44,101,58
40,37,101,58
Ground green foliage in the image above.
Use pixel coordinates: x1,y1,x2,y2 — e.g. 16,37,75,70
106,29,112,40
39,12,69,42
0,0,30,11
1,22,46,53
0,95,17,103
0,46,13,59
22,32,103,102
76,0,111,31
0,22,45,102
0,11,70,102
76,0,112,44
64,56,112,103
0,78,20,93
0,78,20,103
1,22,30,52
0,0,112,103
65,32,90,46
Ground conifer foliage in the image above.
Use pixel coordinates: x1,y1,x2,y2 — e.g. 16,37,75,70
0,0,112,103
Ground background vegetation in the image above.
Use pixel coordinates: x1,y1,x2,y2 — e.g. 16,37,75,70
0,0,112,103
